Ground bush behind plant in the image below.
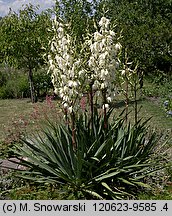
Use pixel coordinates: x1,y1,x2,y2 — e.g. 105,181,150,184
0,68,52,99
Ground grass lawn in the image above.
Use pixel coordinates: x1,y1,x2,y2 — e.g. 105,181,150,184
0,96,172,158
113,95,172,136
1,96,172,139
0,98,61,141
0,99,34,140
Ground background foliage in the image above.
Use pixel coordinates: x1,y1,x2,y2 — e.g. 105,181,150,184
97,0,172,75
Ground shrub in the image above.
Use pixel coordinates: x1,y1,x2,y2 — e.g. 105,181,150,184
0,68,52,99
11,109,168,199
0,71,30,99
33,69,53,98
0,70,7,86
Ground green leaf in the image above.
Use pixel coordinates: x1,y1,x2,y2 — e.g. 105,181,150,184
95,170,121,182
82,189,103,200
118,177,135,186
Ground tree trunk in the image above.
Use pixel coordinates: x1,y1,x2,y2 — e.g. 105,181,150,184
28,67,36,103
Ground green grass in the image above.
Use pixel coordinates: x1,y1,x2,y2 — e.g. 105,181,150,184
113,96,172,137
0,99,34,140
1,97,172,143
0,95,172,159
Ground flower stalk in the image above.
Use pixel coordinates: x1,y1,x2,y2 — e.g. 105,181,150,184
89,82,94,129
71,111,76,150
102,89,108,129
48,16,122,149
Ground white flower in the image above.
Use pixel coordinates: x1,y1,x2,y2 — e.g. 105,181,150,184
68,80,74,87
109,64,114,71
99,59,105,67
59,88,63,94
61,75,67,81
99,41,104,50
74,59,81,66
63,95,69,102
60,93,64,98
93,42,100,52
107,97,112,102
100,69,109,78
106,35,113,45
69,69,74,78
110,30,115,36
49,59,53,66
54,88,58,95
121,70,126,76
63,86,68,92
63,103,68,108
102,38,106,45
50,16,121,114
68,106,73,113
73,81,78,87
99,17,110,28
100,83,105,89
115,61,120,69
64,53,72,63
94,32,103,41
54,54,59,62
93,80,100,88
90,44,94,52
99,52,108,61
57,27,64,37
88,56,95,67
115,43,122,51
61,37,68,46
102,104,109,109
78,70,85,76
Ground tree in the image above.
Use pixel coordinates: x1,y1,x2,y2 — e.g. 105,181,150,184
54,0,95,43
96,0,172,75
0,4,52,102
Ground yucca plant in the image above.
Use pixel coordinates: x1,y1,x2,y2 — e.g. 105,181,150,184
11,109,167,199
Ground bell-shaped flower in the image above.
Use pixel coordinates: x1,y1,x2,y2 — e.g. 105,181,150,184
100,83,106,89
114,43,122,52
110,30,116,36
68,106,73,113
88,56,95,67
73,81,78,88
63,103,68,109
102,103,109,109
94,32,103,41
68,80,74,87
107,97,112,102
54,87,58,95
